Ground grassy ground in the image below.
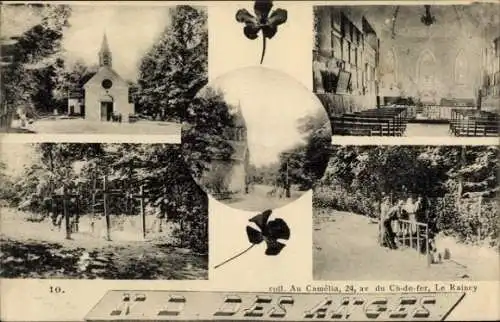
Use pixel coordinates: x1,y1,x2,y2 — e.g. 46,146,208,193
10,118,181,135
0,207,207,279
313,208,499,281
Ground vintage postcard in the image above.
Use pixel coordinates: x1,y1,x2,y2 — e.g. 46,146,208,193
0,1,498,321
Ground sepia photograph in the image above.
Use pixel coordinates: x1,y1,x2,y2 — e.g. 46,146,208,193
0,3,207,134
0,143,208,279
313,4,499,137
313,145,499,281
182,66,332,212
0,0,499,321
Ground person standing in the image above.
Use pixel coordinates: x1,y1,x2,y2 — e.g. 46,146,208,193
157,201,167,233
383,201,404,249
405,195,418,235
410,196,422,234
379,195,391,246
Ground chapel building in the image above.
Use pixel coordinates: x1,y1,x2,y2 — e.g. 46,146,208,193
68,34,135,122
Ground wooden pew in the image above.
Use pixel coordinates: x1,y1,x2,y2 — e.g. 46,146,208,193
357,107,408,135
333,116,390,136
331,117,382,136
331,107,408,136
355,111,405,136
342,114,395,136
330,106,410,136
451,119,499,137
450,109,499,137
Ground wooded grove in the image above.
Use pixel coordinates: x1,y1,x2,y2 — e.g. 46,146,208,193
2,4,207,122
136,5,208,121
1,4,72,115
315,145,499,247
0,143,208,253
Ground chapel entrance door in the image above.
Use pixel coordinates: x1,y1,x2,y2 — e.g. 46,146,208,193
100,102,113,121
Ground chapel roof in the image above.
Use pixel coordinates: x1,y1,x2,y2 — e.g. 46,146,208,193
83,66,127,88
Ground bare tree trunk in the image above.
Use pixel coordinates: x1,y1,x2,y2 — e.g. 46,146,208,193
457,146,466,205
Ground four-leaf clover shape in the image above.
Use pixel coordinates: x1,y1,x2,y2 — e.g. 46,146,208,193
214,209,291,269
236,0,288,64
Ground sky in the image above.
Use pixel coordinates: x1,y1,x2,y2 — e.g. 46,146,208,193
1,4,173,81
62,5,171,81
0,5,43,38
212,66,326,167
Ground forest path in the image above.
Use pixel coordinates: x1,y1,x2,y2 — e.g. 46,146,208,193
224,184,303,212
0,207,207,279
313,209,498,281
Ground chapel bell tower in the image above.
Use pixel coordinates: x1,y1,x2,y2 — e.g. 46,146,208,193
98,33,112,67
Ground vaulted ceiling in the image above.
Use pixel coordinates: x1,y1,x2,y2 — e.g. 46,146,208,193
341,3,499,41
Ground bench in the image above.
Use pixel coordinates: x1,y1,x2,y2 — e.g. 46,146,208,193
338,115,393,136
331,107,408,136
332,118,383,136
353,109,407,135
450,109,499,137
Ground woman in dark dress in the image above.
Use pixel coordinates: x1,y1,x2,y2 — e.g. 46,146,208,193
382,201,404,249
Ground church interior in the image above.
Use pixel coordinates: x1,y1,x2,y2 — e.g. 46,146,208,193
313,4,499,137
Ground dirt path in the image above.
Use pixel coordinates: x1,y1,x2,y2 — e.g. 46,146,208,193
12,118,181,135
0,207,207,279
313,209,498,280
224,184,303,211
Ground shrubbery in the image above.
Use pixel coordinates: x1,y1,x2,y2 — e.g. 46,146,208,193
0,143,209,254
313,186,378,218
315,146,499,248
435,193,498,248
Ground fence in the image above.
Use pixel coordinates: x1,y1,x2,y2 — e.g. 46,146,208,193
91,176,147,241
394,219,431,267
379,217,431,267
419,105,475,121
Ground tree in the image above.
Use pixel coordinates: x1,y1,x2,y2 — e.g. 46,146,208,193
276,110,332,192
3,143,209,253
316,145,499,246
136,5,208,121
2,4,71,114
182,87,236,181
0,161,15,202
135,144,208,250
51,59,95,109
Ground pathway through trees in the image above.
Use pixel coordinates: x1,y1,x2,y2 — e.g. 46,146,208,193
225,184,303,211
313,209,498,280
